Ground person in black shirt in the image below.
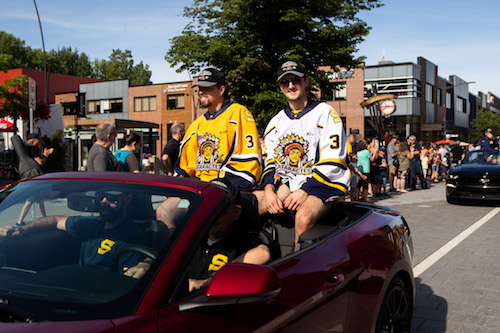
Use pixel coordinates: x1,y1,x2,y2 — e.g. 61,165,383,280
188,178,271,291
407,135,428,190
161,123,185,176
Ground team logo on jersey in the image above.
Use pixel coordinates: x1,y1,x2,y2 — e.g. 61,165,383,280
274,134,312,175
196,134,223,171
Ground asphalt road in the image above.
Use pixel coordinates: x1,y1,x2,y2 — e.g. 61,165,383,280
371,182,500,333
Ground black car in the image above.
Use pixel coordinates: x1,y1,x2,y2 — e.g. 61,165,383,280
446,149,500,204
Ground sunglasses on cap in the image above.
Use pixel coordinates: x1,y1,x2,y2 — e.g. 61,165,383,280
97,190,125,204
279,77,303,87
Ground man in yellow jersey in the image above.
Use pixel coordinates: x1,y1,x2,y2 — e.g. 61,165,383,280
253,60,350,247
174,68,261,190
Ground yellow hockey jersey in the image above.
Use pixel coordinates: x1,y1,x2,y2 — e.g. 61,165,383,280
175,100,261,190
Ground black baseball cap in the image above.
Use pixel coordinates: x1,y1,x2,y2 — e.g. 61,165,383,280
210,178,241,205
485,128,493,133
192,68,226,87
28,133,40,140
277,60,306,82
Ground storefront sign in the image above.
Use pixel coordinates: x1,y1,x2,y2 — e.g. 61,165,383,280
166,83,189,93
328,70,355,80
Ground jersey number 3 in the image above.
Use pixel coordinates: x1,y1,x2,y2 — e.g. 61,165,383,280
330,135,340,149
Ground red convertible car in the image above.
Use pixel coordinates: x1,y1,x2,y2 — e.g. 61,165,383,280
0,172,413,332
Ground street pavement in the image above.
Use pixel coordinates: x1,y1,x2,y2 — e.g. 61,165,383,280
371,182,500,333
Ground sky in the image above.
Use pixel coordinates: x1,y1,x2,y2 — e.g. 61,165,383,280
1,0,499,96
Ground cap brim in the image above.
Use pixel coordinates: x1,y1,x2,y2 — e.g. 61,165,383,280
192,81,217,88
277,71,305,82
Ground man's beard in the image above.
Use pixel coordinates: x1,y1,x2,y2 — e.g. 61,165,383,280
100,205,122,222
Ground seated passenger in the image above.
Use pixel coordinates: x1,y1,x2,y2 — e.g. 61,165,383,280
187,178,271,291
0,189,146,273
125,178,271,288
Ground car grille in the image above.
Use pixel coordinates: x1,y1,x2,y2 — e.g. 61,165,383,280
459,177,500,186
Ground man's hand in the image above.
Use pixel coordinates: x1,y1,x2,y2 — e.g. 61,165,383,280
264,185,284,215
188,277,212,292
283,189,308,211
0,225,25,237
44,147,54,158
124,258,153,279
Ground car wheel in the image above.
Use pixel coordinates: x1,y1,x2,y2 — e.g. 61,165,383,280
375,277,412,333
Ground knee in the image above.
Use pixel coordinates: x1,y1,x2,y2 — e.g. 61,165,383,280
295,210,314,232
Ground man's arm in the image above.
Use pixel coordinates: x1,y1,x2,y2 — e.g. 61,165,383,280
0,216,68,237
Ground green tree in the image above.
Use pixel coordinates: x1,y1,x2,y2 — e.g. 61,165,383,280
0,31,31,70
93,49,152,85
471,109,500,142
166,0,382,128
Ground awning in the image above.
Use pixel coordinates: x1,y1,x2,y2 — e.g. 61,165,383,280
0,119,14,131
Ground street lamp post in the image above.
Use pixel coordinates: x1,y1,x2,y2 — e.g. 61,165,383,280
33,0,48,105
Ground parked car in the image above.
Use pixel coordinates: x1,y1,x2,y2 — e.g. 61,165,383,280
0,172,414,332
446,149,500,204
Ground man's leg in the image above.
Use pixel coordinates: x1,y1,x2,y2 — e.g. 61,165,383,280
294,196,332,246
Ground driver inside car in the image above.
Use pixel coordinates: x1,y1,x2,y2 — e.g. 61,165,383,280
0,189,147,273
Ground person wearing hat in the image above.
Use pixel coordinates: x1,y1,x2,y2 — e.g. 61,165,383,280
476,128,498,150
253,60,350,247
174,68,261,190
27,133,54,167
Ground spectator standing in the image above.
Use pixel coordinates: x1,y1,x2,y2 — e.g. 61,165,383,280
407,135,428,190
162,123,185,176
175,68,261,190
115,132,151,173
450,144,463,165
356,140,373,202
87,122,120,172
396,142,410,193
386,136,398,192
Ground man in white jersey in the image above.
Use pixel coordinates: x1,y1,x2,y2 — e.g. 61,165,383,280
253,60,350,247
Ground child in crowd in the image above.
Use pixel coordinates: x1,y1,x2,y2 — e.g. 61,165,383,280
348,153,367,201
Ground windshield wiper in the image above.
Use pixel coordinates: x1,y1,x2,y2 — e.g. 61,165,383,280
0,299,37,322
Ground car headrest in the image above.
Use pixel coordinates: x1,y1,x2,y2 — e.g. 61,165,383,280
127,193,155,220
236,192,261,233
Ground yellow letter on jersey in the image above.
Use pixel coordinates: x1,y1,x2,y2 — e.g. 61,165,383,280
97,239,116,255
330,109,342,123
208,254,229,271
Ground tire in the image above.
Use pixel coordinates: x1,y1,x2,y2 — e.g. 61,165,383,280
375,277,412,333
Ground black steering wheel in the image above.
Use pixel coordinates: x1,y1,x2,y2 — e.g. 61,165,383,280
111,245,158,272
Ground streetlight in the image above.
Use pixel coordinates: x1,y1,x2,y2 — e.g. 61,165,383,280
33,0,48,105
443,81,476,137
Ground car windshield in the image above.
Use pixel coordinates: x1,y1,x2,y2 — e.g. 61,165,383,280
462,150,500,165
0,179,200,321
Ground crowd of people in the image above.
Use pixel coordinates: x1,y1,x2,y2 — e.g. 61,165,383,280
345,127,499,203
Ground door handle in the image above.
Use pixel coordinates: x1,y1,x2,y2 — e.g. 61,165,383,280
322,274,344,295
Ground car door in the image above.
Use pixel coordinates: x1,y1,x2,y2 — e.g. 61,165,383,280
156,226,359,333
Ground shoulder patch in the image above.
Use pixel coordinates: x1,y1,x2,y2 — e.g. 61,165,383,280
330,109,342,123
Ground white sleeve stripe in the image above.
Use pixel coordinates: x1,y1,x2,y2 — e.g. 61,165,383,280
221,167,256,183
230,153,261,159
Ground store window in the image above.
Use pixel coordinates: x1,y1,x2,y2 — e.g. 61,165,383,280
425,84,433,103
88,100,101,114
167,95,185,110
135,96,157,112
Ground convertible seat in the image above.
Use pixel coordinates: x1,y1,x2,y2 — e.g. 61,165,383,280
11,135,43,179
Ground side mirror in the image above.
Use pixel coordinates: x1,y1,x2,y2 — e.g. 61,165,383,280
179,263,281,311
67,193,99,212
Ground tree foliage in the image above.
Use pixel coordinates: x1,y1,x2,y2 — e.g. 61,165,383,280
166,0,382,128
0,31,151,85
471,109,500,141
93,49,152,85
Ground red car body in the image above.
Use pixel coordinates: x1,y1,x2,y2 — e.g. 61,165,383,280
0,172,414,332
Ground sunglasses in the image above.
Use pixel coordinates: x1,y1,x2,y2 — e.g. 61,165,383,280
97,191,125,204
279,77,303,87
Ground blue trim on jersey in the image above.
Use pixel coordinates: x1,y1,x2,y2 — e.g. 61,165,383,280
301,177,345,202
284,100,321,120
203,99,232,120
225,172,252,190
225,164,257,182
315,161,348,170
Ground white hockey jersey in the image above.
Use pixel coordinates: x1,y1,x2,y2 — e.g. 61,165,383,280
258,101,350,201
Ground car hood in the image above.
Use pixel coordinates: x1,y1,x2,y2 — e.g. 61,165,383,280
451,164,500,177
